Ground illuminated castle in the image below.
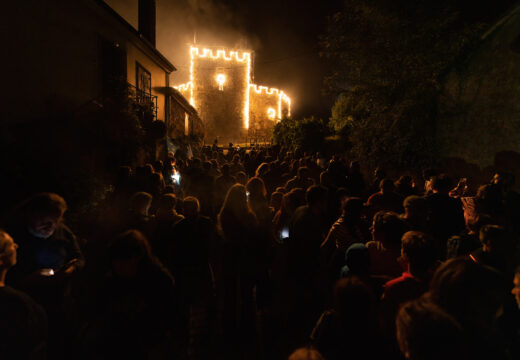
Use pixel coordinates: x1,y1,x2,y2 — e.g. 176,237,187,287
174,46,291,143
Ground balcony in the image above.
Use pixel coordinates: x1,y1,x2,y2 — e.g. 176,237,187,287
127,83,158,121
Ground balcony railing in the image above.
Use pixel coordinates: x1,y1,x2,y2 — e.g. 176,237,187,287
127,83,158,121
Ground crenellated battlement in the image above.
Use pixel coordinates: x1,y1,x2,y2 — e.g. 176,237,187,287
174,82,192,92
173,45,291,135
250,84,282,96
190,46,251,63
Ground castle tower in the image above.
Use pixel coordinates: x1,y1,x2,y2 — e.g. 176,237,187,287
175,46,290,145
187,46,251,143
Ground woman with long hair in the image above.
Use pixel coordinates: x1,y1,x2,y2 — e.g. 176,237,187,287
217,184,259,351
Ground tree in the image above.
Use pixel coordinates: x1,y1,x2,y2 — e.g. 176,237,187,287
273,116,332,154
321,0,514,169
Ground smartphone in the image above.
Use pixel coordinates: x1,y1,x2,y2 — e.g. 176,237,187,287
40,268,55,276
280,227,289,242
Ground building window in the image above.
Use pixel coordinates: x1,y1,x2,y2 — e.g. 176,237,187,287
185,113,190,136
136,62,152,102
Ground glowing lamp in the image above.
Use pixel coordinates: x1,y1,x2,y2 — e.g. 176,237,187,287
216,73,226,91
267,107,276,120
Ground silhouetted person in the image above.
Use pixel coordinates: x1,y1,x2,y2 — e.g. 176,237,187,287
395,175,418,199
214,164,236,213
84,230,177,359
446,214,492,259
217,184,259,352
7,193,84,359
0,229,47,359
367,178,404,215
426,174,465,258
380,231,437,341
400,195,430,233
428,258,508,360
470,224,513,276
285,167,315,191
169,197,214,359
345,161,366,198
310,276,382,360
396,297,464,360
366,211,406,278
124,191,155,239
287,185,329,345
321,198,369,287
151,193,184,264
368,167,386,195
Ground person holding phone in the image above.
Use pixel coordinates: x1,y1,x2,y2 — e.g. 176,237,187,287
7,193,84,357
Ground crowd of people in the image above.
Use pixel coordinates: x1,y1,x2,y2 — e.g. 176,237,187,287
1,145,520,360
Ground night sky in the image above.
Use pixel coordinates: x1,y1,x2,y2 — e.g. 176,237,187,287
105,0,344,119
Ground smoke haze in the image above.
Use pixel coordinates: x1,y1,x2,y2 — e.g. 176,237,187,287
105,0,342,118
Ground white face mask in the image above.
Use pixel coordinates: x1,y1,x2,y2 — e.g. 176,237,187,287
28,226,55,239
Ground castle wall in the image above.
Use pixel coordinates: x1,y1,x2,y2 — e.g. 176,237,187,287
174,46,291,145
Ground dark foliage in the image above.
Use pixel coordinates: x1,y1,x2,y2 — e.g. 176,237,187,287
321,0,515,169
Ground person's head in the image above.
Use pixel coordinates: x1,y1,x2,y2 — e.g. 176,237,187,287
157,193,177,212
422,168,439,193
475,183,503,216
109,230,154,279
255,162,270,177
333,276,373,325
143,163,154,175
183,196,200,218
512,267,520,310
0,230,17,270
288,347,325,360
343,243,370,276
371,211,405,248
379,178,395,194
428,257,505,332
130,192,152,216
431,174,452,194
297,166,309,179
319,170,333,188
403,196,428,219
246,177,267,200
336,187,350,210
221,164,230,176
270,192,283,212
116,166,132,185
220,184,250,218
396,297,464,360
150,172,165,192
374,167,386,179
342,197,363,219
396,175,413,192
153,160,163,173
24,193,67,239
491,171,515,191
400,231,436,277
479,224,508,255
349,160,361,173
281,188,306,214
236,171,247,185
306,185,328,213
